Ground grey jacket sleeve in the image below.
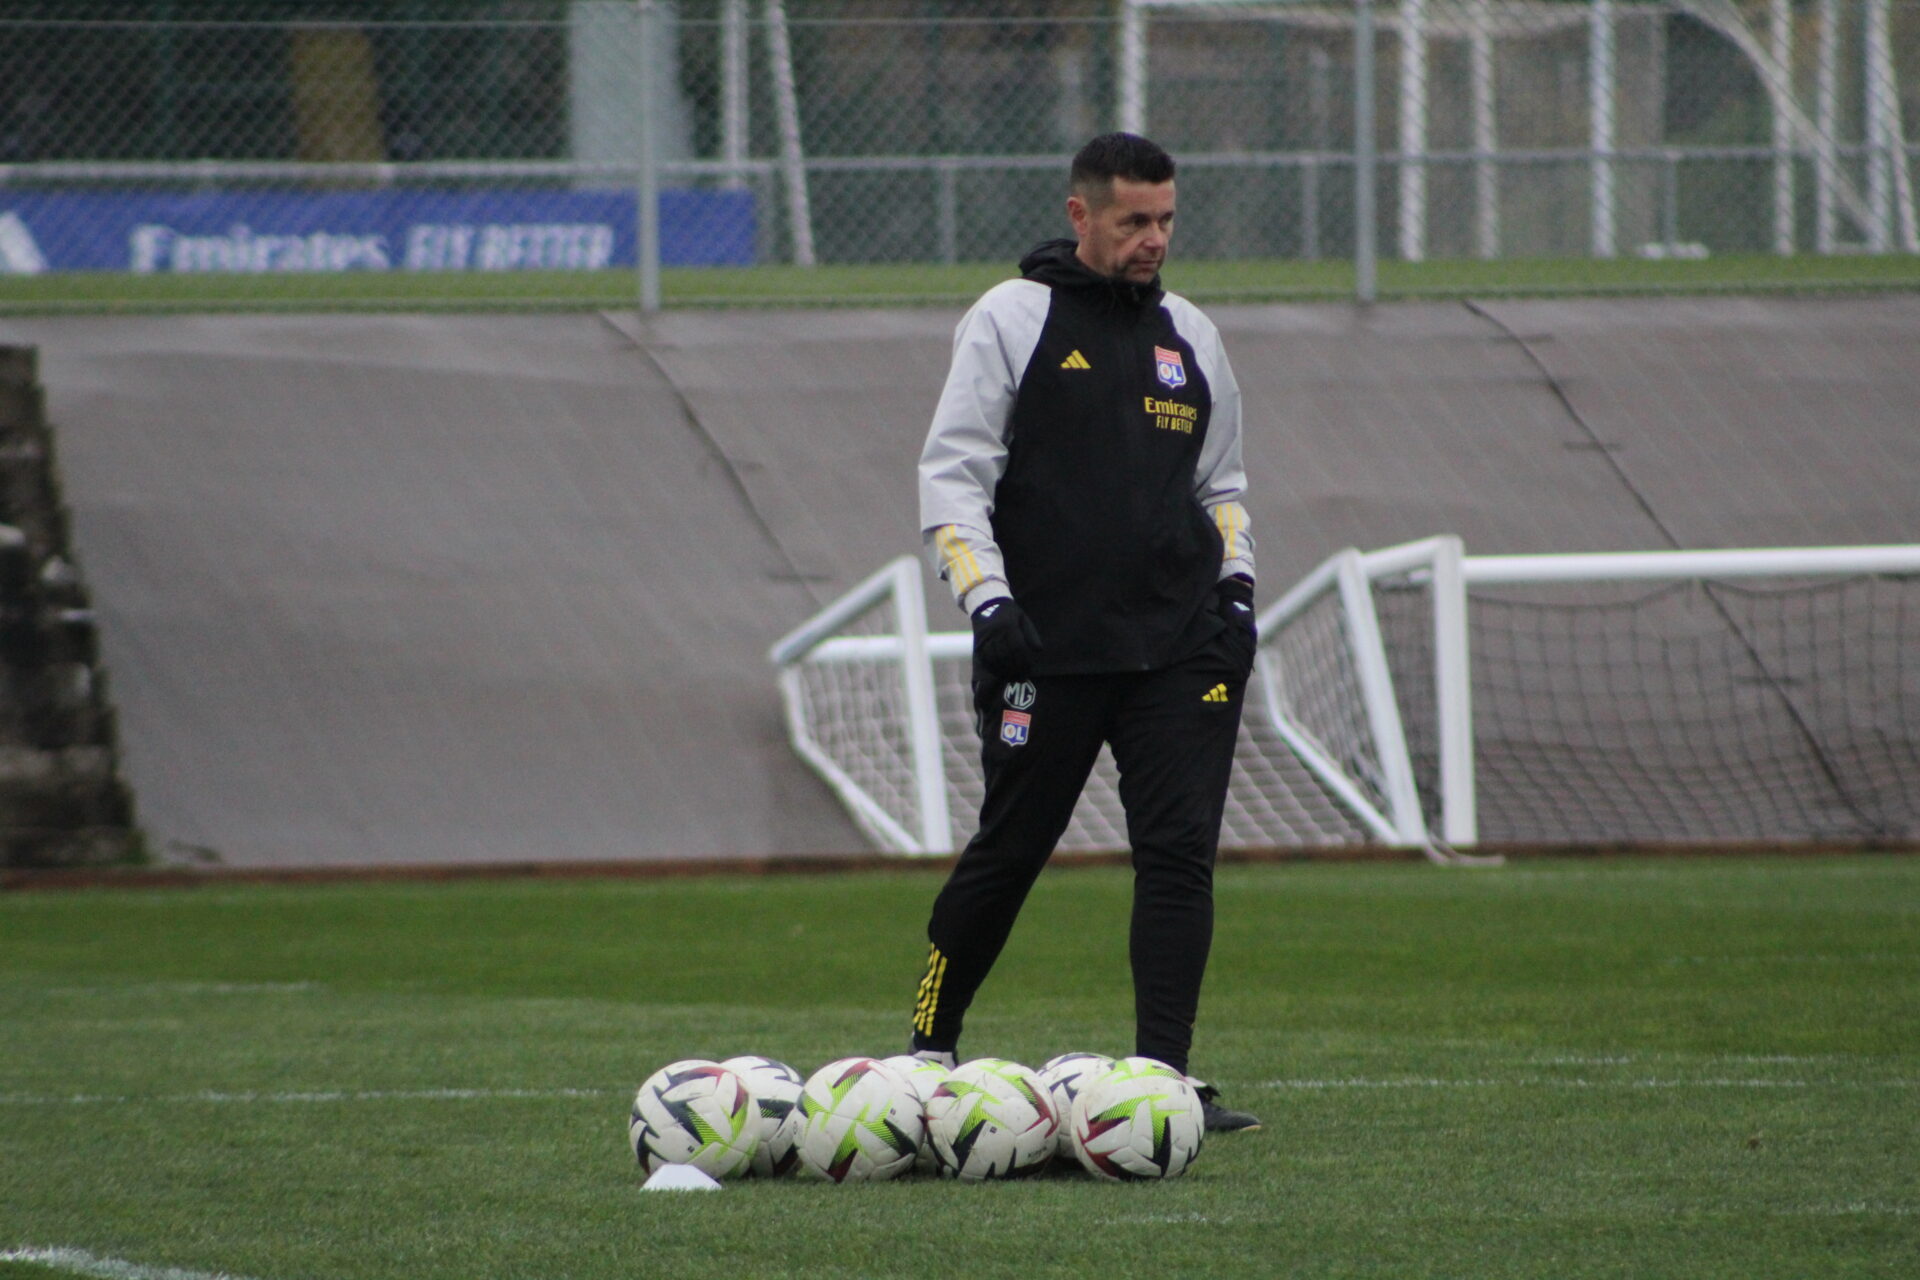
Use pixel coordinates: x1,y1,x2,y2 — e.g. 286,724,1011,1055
916,279,1051,613
1168,292,1257,583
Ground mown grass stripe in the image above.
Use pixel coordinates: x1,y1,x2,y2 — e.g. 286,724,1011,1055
0,1087,616,1106
0,1247,261,1280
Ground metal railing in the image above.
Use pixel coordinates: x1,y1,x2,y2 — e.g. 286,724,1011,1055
0,1,1914,308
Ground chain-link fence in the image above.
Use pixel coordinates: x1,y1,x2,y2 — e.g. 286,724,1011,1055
0,0,1915,310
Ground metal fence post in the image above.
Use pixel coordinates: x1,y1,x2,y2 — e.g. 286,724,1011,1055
636,0,662,312
1304,44,1330,260
1119,0,1147,135
1769,0,1794,255
720,0,749,189
1397,0,1427,264
1815,0,1840,254
1864,0,1918,252
936,160,959,265
1589,0,1617,259
1469,0,1498,259
767,0,816,267
1354,0,1378,304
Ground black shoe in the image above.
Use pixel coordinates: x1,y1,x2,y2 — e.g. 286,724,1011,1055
1192,1079,1262,1132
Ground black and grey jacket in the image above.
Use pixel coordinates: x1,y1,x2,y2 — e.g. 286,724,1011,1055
918,239,1255,675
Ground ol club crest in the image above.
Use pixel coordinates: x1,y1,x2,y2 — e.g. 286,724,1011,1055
1153,345,1187,390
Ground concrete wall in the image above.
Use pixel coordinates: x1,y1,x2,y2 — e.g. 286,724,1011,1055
1,293,1915,865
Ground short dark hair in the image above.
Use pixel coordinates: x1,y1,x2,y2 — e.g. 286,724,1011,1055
1070,133,1175,206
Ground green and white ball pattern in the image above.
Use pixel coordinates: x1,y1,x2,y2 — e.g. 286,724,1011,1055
1037,1051,1114,1156
924,1058,1058,1181
629,1058,759,1179
720,1054,805,1177
880,1054,952,1174
794,1056,923,1183
1067,1055,1205,1182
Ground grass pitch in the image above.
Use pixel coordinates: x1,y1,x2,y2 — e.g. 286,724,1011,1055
1,252,1917,315
2,855,1916,1280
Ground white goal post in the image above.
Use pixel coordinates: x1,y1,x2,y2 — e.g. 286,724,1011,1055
771,537,1920,859
768,556,954,854
1267,535,1920,852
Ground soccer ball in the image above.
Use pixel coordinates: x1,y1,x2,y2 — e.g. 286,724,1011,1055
629,1059,759,1179
794,1056,924,1183
879,1053,951,1174
720,1054,805,1177
1037,1051,1114,1155
1068,1056,1205,1182
924,1058,1058,1181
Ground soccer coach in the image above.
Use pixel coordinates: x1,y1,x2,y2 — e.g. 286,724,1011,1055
907,132,1260,1132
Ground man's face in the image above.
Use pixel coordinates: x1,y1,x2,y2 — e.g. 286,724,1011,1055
1068,177,1175,283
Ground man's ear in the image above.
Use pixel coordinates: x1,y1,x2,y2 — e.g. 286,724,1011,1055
1066,194,1090,239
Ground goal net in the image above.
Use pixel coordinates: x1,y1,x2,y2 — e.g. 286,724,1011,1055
772,540,1920,856
1370,557,1920,845
771,557,1367,855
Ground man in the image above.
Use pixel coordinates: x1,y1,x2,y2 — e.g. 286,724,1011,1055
908,132,1260,1133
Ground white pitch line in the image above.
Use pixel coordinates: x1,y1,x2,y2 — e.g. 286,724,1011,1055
0,1246,263,1280
1261,1077,1918,1090
38,982,324,997
0,1086,618,1106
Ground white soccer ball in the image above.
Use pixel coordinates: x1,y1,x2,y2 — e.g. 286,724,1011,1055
1068,1055,1205,1182
1037,1051,1114,1155
629,1058,759,1180
880,1054,951,1174
720,1054,805,1177
924,1058,1058,1182
794,1056,924,1183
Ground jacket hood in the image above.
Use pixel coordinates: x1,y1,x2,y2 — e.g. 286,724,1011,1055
1018,238,1164,309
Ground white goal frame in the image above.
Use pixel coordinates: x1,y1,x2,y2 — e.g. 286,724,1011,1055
772,538,1920,860
768,556,955,854
1267,535,1920,854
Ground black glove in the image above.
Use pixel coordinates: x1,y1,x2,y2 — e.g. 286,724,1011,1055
1212,575,1257,647
971,597,1044,680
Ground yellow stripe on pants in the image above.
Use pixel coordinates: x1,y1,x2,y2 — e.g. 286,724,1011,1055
912,944,948,1035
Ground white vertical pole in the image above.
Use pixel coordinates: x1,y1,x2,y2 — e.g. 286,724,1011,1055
1589,0,1616,258
936,160,959,265
1397,0,1427,262
765,0,814,266
1469,0,1498,259
1430,535,1477,846
1335,552,1427,847
1864,0,1893,251
720,0,748,189
1769,0,1794,255
1894,117,1920,254
1119,0,1147,134
636,0,662,312
1815,0,1839,253
1865,0,1918,251
1305,44,1331,259
892,558,954,855
1896,123,1919,254
1355,0,1379,302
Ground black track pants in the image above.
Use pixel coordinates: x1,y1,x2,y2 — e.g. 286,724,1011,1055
910,627,1249,1074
